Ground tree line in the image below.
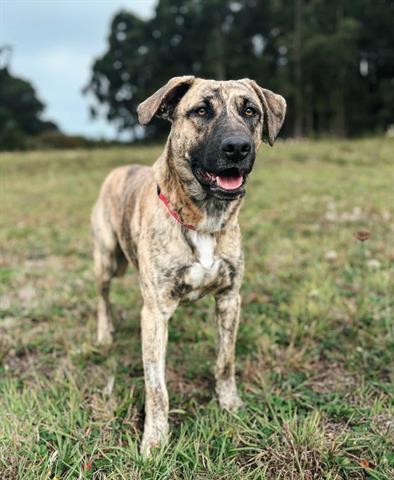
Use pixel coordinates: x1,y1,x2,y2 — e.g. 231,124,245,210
85,0,394,139
1,1,393,150
0,47,59,150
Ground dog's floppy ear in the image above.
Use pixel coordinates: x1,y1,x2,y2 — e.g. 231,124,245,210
137,76,195,125
240,79,286,146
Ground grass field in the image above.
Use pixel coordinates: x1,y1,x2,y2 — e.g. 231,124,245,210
0,138,393,479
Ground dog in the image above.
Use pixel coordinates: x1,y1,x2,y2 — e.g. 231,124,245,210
91,76,286,456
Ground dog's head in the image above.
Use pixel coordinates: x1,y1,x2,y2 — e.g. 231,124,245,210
138,77,286,201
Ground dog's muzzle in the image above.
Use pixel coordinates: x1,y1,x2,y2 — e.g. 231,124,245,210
192,134,255,200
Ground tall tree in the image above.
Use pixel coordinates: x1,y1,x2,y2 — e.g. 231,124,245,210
85,0,394,139
293,0,304,137
0,47,58,150
85,0,274,139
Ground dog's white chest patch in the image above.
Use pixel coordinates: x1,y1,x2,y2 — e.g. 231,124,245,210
191,231,215,269
185,231,219,290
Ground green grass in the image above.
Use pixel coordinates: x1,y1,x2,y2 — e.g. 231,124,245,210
0,138,393,479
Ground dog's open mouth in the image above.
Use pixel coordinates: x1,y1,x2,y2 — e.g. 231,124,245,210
194,167,247,197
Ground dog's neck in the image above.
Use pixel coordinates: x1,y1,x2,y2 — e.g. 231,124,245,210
153,140,242,234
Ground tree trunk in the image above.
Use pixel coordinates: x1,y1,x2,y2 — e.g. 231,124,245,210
294,0,304,137
331,89,346,136
213,11,226,80
305,84,314,136
331,0,346,136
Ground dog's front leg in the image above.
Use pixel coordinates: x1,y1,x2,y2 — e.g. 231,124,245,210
140,300,177,457
214,291,244,411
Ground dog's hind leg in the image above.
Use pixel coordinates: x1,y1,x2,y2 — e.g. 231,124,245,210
92,203,127,346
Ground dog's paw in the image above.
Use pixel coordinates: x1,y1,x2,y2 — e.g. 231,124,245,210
216,378,244,412
219,394,245,413
140,431,167,458
96,330,114,346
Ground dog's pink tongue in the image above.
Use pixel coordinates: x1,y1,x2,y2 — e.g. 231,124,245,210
216,175,243,190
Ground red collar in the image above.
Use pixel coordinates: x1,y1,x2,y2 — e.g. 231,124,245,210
157,186,196,230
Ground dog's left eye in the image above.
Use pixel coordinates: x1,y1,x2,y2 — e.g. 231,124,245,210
244,107,257,117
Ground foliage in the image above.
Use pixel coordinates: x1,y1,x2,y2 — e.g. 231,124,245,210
0,52,58,150
85,0,394,139
1,138,393,478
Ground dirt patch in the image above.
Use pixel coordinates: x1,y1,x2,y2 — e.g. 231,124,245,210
0,456,20,480
166,366,213,404
2,344,61,380
242,343,310,384
371,413,394,438
308,362,357,394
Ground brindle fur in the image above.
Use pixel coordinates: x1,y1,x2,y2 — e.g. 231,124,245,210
91,77,286,456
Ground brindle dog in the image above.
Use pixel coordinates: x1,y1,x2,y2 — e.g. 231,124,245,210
91,76,286,456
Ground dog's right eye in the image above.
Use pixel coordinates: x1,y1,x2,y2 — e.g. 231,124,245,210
195,107,208,117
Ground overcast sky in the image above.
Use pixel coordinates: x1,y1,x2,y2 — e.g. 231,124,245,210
1,0,156,139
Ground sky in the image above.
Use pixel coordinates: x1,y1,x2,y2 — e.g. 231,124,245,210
1,0,156,139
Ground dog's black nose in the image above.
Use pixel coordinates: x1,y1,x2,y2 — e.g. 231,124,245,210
221,136,251,161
